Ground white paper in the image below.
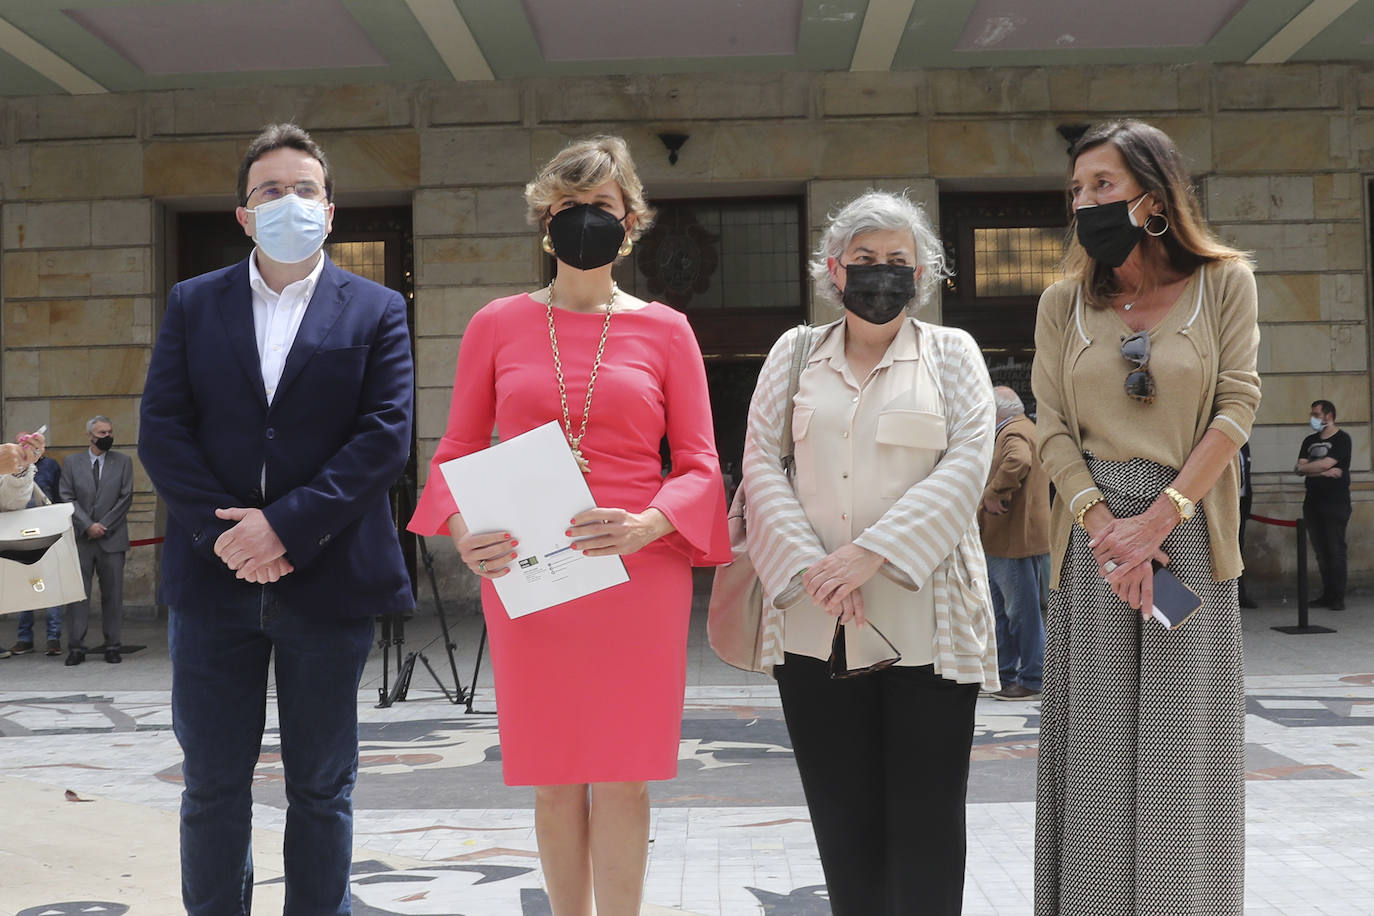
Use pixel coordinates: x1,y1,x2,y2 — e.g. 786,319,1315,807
439,421,629,617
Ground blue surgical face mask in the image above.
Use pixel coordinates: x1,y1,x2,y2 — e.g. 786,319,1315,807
247,193,329,264
1310,416,1325,431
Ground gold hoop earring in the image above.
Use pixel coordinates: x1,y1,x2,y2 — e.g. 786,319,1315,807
618,239,633,257
1144,213,1169,238
542,234,556,255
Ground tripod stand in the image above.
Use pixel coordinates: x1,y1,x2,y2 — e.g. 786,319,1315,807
377,472,492,713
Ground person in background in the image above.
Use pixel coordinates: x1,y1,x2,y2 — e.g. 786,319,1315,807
59,415,133,666
742,190,996,915
0,430,48,508
979,386,1049,701
0,428,49,660
1237,441,1256,608
10,451,64,656
1294,399,1350,611
1032,119,1260,916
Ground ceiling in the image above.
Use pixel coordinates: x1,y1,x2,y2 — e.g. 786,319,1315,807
0,0,1369,96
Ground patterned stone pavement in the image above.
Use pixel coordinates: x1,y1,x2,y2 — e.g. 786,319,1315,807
1,599,1372,915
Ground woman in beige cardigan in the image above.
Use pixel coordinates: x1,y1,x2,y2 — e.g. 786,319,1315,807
1031,120,1260,916
742,191,996,915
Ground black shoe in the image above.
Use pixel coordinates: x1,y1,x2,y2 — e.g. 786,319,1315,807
64,649,85,667
1328,598,1345,611
1309,595,1331,608
993,684,1042,701
104,648,122,664
1238,594,1258,609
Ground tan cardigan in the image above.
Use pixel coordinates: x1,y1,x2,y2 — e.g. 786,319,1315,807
979,414,1051,559
1031,260,1261,588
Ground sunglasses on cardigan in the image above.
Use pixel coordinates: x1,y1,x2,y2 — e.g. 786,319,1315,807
1120,331,1155,403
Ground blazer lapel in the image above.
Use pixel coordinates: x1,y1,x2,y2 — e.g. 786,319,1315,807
272,257,349,407
217,259,268,410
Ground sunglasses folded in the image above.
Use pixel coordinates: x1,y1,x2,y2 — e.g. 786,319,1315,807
828,618,902,679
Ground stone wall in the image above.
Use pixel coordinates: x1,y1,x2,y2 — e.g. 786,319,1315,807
1,64,1370,608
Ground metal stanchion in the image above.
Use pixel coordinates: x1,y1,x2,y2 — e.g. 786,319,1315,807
376,473,493,712
1271,515,1335,635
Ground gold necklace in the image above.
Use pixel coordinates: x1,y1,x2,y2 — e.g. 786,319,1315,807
546,278,617,474
1119,280,1143,311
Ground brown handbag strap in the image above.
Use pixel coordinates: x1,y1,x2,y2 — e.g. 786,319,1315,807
780,321,828,477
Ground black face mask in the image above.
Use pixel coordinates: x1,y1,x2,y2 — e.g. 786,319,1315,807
1075,193,1148,268
547,204,627,271
93,435,113,452
841,264,916,324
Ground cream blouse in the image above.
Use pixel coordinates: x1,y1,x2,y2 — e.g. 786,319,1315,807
786,319,941,666
743,317,1000,688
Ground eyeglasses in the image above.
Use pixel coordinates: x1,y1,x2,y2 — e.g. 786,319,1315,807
1120,330,1155,403
828,618,902,679
245,180,326,205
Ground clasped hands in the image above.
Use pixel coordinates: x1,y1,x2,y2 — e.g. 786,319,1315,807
213,506,293,583
1084,504,1174,617
800,544,885,628
456,507,673,579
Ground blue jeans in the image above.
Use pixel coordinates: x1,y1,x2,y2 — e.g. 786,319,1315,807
16,607,62,643
986,555,1046,692
170,592,374,916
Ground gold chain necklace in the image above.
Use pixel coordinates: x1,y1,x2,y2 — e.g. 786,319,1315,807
546,278,617,474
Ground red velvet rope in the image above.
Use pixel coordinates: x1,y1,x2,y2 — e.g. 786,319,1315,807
1247,514,1298,528
129,537,165,547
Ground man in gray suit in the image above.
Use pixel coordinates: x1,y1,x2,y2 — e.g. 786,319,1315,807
59,415,133,665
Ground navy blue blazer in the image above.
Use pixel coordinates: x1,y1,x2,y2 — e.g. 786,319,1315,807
139,256,414,617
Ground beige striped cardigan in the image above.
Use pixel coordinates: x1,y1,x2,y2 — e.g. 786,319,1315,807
741,318,1001,689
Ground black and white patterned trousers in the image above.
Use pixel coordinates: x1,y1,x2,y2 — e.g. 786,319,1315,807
1035,456,1245,916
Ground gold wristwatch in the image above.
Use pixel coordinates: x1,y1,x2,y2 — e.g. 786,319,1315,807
1162,486,1196,521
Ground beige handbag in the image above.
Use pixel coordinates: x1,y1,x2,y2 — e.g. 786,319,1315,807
0,501,85,614
707,325,814,672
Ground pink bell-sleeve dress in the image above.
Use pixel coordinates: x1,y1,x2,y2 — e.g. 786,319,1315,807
408,294,731,785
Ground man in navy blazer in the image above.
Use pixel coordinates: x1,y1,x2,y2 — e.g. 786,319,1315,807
140,124,413,916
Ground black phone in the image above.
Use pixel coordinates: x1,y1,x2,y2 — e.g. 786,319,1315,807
1150,563,1202,629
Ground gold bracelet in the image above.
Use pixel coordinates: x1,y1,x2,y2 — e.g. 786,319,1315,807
1075,496,1104,529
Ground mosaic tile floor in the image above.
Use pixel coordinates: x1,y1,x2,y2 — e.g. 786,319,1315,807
2,602,1372,915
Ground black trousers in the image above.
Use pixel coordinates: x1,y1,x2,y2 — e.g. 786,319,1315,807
775,653,980,916
1304,499,1350,600
1238,492,1252,601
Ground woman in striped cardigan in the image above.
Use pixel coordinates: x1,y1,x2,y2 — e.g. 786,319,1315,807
741,190,997,916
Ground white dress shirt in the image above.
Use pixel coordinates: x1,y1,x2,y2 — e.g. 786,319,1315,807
249,250,325,405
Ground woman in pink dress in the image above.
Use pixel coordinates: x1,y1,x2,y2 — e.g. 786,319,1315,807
408,135,730,915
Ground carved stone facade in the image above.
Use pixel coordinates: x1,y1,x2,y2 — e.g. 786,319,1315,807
1,64,1368,607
